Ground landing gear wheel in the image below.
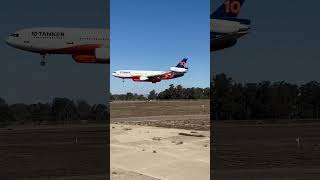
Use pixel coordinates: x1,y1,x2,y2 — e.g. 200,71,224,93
40,54,47,67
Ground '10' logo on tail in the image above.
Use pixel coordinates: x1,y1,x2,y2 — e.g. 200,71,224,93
180,61,186,67
224,0,241,14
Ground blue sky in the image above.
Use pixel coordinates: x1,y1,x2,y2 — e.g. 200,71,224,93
111,0,210,94
212,0,320,84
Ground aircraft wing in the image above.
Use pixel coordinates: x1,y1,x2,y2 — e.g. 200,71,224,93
144,72,167,81
146,72,167,78
131,72,166,81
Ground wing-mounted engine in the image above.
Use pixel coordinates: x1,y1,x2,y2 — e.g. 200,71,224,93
72,55,97,63
139,77,148,81
132,76,161,83
72,47,110,64
170,67,188,73
132,76,148,81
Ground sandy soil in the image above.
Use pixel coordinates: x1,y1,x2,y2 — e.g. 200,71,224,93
111,100,211,179
111,168,159,180
110,124,210,180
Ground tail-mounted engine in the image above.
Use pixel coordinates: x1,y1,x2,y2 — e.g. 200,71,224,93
170,67,188,73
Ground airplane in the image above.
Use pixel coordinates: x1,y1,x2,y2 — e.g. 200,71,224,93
112,58,189,83
211,0,251,52
6,27,109,66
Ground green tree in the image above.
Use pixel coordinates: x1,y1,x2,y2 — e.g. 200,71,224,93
148,90,157,100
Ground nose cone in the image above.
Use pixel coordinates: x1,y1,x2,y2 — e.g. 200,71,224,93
112,72,117,77
6,32,22,48
6,36,13,46
6,35,19,48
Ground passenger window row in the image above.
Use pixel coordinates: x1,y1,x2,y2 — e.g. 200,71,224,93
80,37,108,41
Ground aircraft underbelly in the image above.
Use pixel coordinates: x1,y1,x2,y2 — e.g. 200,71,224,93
210,31,248,51
30,43,102,55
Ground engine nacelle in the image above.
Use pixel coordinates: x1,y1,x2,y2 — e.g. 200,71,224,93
72,55,97,63
170,67,188,73
72,47,109,64
139,77,148,81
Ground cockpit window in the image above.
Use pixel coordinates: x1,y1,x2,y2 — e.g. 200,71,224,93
10,33,19,37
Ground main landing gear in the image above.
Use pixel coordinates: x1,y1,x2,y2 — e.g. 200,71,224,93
40,54,47,66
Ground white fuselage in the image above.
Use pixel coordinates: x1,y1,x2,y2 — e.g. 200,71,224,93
6,27,110,63
112,59,188,83
112,70,166,79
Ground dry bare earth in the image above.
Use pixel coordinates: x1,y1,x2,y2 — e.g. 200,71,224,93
111,100,210,130
111,168,160,180
111,100,210,179
0,125,108,180
110,124,210,180
212,121,320,179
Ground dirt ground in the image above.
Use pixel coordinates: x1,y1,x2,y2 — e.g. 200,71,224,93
111,168,160,180
111,100,210,118
111,100,210,180
212,121,320,179
6,100,319,179
0,125,108,180
112,99,320,179
0,100,209,179
110,124,210,180
111,100,210,131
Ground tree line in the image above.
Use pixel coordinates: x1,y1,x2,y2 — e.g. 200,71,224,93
212,73,320,120
0,98,108,126
4,75,319,125
111,84,210,101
